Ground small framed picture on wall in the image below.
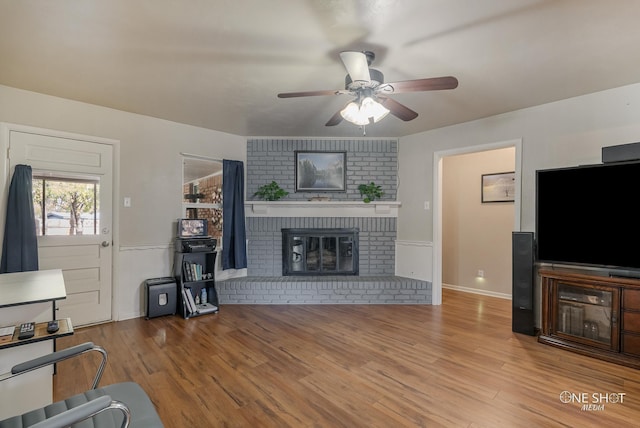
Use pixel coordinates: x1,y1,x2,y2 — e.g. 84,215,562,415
481,171,515,203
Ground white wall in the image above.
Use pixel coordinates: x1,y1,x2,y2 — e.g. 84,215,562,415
0,85,246,320
398,82,640,242
398,82,640,307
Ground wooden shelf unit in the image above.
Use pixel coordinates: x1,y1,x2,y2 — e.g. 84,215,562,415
174,245,219,319
539,268,640,369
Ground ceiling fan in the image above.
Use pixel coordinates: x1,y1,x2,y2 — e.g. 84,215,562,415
277,50,458,128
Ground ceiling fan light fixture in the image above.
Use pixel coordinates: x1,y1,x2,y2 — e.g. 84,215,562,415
340,96,389,126
340,101,370,126
361,96,390,123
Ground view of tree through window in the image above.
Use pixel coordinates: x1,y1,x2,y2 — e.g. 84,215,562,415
33,176,99,236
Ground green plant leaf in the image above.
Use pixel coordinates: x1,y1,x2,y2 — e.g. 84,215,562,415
358,181,384,202
254,181,289,201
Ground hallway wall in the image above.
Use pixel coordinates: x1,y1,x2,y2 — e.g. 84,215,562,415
442,147,515,297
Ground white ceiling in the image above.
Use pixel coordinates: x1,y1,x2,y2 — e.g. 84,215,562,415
1,0,640,138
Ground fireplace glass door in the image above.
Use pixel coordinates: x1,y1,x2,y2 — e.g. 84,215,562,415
283,228,358,276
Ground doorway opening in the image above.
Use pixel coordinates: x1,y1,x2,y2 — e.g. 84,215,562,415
432,139,522,305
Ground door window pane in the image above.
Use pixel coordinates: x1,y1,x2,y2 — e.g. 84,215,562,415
33,177,99,236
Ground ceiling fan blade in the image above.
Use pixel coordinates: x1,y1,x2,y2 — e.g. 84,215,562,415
339,51,371,83
383,76,458,93
325,109,344,126
377,96,419,121
278,89,341,98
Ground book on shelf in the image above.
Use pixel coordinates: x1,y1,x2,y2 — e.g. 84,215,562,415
182,261,204,281
183,288,197,315
187,287,199,314
182,261,192,281
0,325,15,344
181,288,191,313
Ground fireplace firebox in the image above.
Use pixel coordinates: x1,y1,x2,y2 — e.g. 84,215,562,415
282,228,359,276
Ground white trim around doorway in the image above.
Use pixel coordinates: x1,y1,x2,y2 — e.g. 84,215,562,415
432,138,522,305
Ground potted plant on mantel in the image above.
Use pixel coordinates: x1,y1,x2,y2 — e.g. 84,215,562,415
358,182,384,203
254,181,289,201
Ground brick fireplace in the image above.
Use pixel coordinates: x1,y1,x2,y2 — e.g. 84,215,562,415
214,137,432,305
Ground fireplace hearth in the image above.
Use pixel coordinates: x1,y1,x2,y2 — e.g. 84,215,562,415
282,228,359,276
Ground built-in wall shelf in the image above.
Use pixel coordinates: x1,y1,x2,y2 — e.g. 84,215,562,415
183,202,222,210
245,201,401,218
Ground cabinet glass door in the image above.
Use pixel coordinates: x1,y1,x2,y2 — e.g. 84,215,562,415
556,283,614,346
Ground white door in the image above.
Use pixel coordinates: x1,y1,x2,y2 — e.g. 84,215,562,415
7,126,115,326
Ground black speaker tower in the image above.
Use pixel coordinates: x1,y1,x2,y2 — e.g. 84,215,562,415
512,232,536,335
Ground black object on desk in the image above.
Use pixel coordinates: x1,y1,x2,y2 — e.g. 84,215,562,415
46,320,59,334
18,322,35,340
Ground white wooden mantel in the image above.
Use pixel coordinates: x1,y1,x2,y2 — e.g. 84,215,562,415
245,201,401,218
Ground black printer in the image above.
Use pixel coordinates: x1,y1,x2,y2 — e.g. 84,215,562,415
175,237,216,253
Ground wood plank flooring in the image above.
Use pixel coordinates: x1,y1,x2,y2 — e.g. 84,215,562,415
54,289,640,427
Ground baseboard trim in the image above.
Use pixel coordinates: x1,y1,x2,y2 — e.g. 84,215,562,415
442,283,511,300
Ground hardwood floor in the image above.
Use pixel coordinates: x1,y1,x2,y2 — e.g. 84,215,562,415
54,289,640,427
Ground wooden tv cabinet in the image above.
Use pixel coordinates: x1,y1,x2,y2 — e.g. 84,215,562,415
539,268,640,369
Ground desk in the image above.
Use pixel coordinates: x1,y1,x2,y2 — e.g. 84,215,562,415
0,269,66,308
0,269,68,419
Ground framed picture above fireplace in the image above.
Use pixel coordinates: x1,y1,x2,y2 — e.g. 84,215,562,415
295,151,346,192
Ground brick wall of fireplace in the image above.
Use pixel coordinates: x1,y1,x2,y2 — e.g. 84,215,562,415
246,138,398,201
245,138,399,277
246,217,396,277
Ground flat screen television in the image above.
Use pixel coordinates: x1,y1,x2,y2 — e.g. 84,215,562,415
536,160,640,271
177,218,208,238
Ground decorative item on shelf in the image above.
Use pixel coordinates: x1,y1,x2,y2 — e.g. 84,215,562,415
185,182,204,203
212,187,223,204
211,209,223,231
254,181,289,201
358,182,384,203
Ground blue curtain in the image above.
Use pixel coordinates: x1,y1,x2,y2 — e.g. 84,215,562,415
1,164,39,273
222,159,247,270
